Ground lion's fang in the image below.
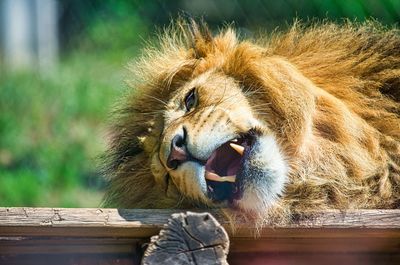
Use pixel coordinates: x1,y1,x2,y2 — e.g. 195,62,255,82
229,143,244,156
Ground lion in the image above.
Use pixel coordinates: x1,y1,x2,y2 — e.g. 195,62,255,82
102,19,400,224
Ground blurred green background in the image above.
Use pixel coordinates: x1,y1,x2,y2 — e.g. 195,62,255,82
0,0,399,207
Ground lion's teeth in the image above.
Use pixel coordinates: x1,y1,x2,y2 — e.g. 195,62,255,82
205,171,221,181
229,143,244,155
221,175,236,182
205,171,236,183
231,139,238,142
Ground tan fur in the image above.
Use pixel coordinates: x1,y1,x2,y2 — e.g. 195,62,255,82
103,20,400,221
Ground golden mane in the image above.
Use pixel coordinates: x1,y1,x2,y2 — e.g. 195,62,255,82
103,20,400,216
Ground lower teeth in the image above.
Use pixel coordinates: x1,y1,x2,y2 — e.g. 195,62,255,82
205,171,236,183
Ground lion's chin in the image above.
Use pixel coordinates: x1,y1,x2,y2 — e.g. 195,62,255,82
170,132,288,213
235,134,288,210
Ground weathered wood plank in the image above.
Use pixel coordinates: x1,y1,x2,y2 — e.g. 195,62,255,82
227,253,400,265
1,209,399,252
0,208,170,238
0,253,139,265
1,208,400,231
0,208,399,264
1,208,400,239
2,234,400,254
0,237,141,254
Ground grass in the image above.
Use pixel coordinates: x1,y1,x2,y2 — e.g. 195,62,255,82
0,13,149,207
0,60,120,207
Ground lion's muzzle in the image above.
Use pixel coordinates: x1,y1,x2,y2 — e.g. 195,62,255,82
166,133,188,170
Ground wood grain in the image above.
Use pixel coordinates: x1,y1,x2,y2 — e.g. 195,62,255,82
1,208,400,240
1,207,400,262
142,212,229,265
1,208,400,234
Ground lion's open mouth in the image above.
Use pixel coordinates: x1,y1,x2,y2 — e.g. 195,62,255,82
204,132,254,203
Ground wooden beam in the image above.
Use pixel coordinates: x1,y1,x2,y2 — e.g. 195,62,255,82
1,208,400,237
1,208,400,257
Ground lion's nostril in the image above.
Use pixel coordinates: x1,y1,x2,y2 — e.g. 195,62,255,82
167,134,187,169
174,134,184,148
167,159,180,170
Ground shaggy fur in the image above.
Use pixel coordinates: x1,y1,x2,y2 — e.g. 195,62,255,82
103,19,400,222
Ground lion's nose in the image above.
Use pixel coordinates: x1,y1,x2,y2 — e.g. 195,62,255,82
167,134,188,169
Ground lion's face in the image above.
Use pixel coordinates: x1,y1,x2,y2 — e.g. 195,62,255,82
150,70,287,214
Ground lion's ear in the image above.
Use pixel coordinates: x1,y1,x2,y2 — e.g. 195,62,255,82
178,16,213,58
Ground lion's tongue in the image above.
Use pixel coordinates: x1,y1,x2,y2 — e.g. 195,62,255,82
205,141,243,182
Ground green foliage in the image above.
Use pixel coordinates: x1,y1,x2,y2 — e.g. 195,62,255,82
0,0,156,207
0,170,42,206
0,16,148,207
0,63,119,207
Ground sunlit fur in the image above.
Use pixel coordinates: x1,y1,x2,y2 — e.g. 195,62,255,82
103,19,400,224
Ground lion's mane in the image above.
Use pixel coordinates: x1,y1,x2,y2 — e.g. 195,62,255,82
103,20,400,215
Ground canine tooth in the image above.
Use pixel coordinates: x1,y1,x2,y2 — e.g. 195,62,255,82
229,143,244,155
231,139,238,142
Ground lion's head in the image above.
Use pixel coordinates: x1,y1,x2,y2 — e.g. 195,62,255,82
154,68,288,213
103,19,400,221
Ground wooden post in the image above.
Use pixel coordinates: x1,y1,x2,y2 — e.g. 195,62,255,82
142,212,229,264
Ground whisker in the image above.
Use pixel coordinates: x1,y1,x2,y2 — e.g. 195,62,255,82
142,93,169,106
251,102,272,107
252,112,270,116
